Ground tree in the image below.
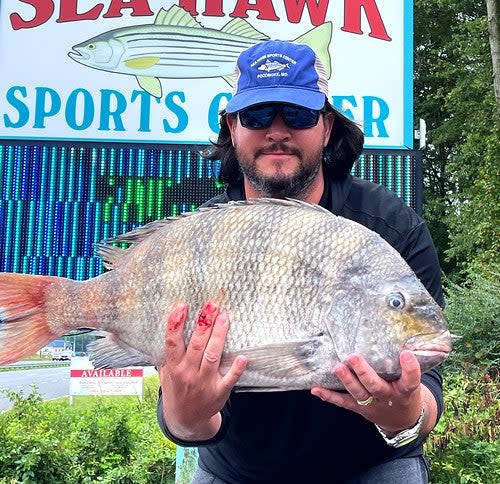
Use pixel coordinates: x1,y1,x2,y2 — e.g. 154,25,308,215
414,1,500,373
414,0,500,277
486,0,500,106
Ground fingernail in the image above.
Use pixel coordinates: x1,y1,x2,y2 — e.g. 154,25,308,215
168,303,187,331
333,363,346,376
198,302,218,327
217,313,229,325
401,351,413,363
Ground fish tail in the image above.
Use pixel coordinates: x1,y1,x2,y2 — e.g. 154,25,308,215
294,22,333,78
0,273,69,364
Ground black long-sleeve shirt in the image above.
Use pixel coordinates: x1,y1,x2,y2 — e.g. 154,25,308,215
157,174,444,483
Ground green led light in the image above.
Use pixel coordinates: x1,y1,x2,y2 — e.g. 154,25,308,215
0,143,421,279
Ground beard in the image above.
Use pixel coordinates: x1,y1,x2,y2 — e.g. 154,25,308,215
235,142,324,199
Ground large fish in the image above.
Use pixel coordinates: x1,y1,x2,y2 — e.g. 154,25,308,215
67,5,332,98
0,199,451,391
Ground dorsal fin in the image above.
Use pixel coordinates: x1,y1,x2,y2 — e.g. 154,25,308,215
220,18,268,40
294,22,333,78
101,218,177,246
97,198,332,264
229,197,333,216
95,244,128,270
155,5,202,28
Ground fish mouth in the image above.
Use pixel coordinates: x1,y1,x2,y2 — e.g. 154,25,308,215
68,49,88,61
404,330,452,369
410,348,450,359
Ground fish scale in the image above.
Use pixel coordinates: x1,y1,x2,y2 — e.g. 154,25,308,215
0,199,451,391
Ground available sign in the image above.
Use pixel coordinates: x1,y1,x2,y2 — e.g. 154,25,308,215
69,356,144,402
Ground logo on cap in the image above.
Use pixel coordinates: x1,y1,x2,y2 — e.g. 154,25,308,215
257,59,290,72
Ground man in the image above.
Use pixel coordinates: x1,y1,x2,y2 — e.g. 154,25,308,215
157,40,444,483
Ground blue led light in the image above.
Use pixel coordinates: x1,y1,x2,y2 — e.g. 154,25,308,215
0,143,418,280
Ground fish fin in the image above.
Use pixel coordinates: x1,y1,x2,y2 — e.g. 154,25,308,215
88,333,153,369
220,18,269,40
107,198,330,243
221,74,235,87
125,56,161,70
0,273,69,364
136,75,162,98
99,218,175,247
101,199,331,248
234,386,284,392
294,22,333,78
155,5,202,29
94,244,128,270
221,338,322,378
228,198,333,216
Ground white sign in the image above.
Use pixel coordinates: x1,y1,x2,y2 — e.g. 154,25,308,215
0,0,413,148
69,356,144,401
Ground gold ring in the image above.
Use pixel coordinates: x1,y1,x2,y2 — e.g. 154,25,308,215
356,396,374,406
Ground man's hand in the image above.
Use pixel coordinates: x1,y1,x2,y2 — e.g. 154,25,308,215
311,351,437,436
158,302,247,442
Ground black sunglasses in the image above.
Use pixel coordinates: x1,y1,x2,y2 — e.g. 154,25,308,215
238,103,324,130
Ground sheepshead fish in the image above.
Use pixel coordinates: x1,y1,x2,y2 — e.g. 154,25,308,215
67,5,332,98
0,199,451,391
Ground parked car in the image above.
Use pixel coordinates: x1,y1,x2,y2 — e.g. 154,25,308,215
52,352,72,361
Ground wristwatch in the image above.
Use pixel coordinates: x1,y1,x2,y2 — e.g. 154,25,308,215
374,408,425,448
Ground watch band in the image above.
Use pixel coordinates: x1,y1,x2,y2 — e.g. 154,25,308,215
374,408,425,448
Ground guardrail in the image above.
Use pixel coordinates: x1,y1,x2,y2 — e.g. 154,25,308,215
0,361,71,371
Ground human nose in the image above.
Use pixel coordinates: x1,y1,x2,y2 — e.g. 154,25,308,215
265,114,291,142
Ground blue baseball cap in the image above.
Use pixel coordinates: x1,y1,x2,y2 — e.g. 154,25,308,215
225,40,329,113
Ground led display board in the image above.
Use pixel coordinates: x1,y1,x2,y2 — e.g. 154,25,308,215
0,142,422,279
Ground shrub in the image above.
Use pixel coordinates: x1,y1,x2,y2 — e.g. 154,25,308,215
0,377,175,483
425,370,500,484
443,263,500,372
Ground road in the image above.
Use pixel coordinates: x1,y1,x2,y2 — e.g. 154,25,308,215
0,366,71,411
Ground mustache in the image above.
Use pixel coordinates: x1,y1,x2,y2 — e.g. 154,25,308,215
256,143,301,157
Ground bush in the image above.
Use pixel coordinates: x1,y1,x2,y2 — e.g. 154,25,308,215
425,370,500,484
443,264,500,372
0,377,175,483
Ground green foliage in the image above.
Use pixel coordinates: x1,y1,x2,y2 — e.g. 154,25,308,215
443,263,500,371
415,0,500,277
425,370,500,483
0,377,175,483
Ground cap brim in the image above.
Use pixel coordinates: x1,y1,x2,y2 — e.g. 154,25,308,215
225,87,326,113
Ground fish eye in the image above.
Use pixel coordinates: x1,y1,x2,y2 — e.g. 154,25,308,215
387,292,405,309
87,44,96,50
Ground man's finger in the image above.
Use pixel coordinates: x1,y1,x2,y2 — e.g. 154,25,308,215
165,303,189,365
219,355,248,394
185,302,219,368
341,354,389,397
394,350,421,394
200,312,230,371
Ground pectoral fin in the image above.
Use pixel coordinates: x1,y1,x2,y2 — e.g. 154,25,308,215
125,56,161,69
221,337,323,378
